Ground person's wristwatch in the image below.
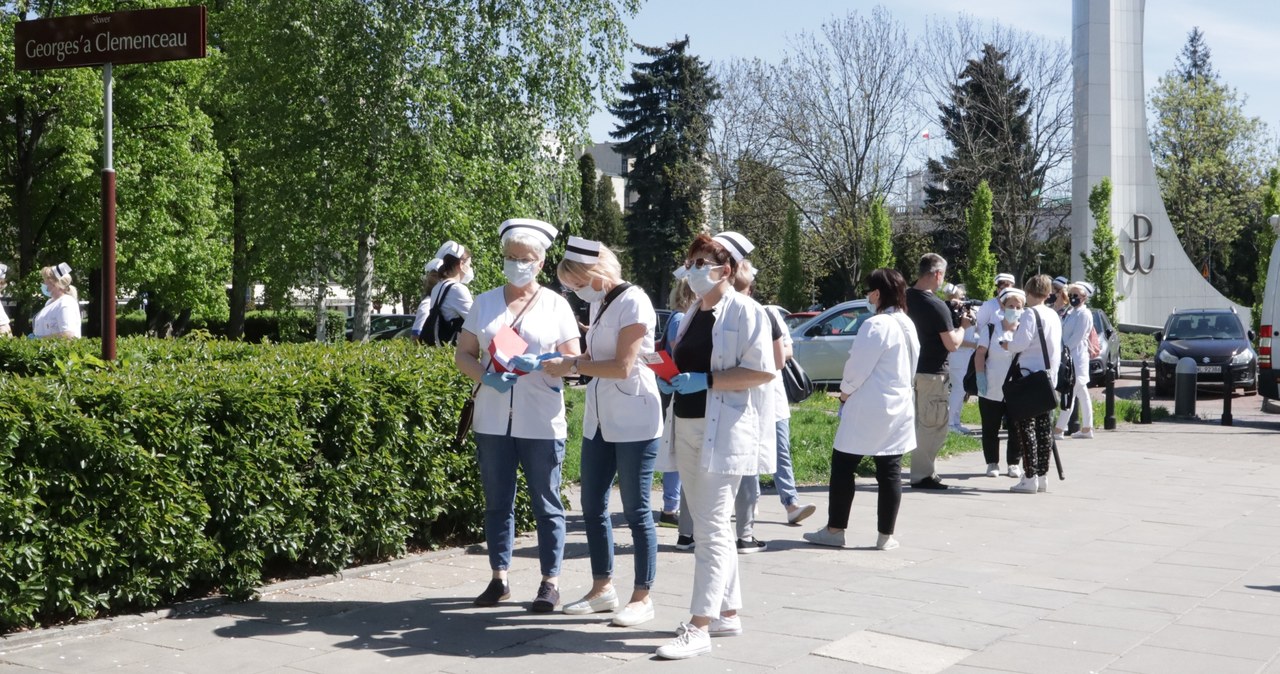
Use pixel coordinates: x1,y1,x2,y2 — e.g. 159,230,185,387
569,360,579,376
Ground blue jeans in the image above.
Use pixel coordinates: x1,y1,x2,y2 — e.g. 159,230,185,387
580,429,658,590
773,419,800,507
475,433,566,577
661,471,681,512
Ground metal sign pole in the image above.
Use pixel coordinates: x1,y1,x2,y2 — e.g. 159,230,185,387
102,62,117,361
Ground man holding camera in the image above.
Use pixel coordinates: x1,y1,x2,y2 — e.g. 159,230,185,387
906,254,973,490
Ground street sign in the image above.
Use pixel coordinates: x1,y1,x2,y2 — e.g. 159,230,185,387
13,6,207,361
15,5,206,71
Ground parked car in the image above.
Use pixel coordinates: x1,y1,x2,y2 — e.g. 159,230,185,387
1088,309,1121,387
345,314,415,341
784,311,820,331
1152,308,1257,396
789,300,874,385
654,309,673,347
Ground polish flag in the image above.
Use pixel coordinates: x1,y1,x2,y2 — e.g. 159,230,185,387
920,128,932,140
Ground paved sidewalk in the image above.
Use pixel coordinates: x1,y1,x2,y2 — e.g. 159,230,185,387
4,418,1280,673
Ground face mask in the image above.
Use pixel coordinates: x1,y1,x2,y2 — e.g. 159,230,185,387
461,266,475,284
1003,307,1018,323
40,283,51,298
503,259,537,287
1047,293,1058,305
1069,295,1083,307
574,283,607,304
686,265,720,297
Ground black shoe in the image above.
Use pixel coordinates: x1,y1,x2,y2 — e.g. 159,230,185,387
529,581,560,613
657,511,679,528
474,579,510,607
911,477,949,490
675,535,695,550
736,537,768,554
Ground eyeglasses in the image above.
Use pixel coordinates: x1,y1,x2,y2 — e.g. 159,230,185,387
1068,294,1082,300
684,258,722,270
503,255,538,263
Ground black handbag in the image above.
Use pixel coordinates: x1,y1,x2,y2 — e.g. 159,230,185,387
1056,343,1074,396
962,323,995,396
782,357,815,403
1003,308,1058,421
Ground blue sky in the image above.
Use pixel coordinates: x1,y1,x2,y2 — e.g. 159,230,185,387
587,0,1280,145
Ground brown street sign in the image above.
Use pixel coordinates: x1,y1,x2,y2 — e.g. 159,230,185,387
14,5,206,71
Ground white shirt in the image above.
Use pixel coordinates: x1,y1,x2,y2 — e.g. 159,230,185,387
655,288,777,476
833,309,919,456
33,294,80,338
947,322,977,376
977,316,1017,402
974,297,1001,336
766,306,791,421
1008,304,1062,390
1061,305,1092,385
583,285,663,442
0,301,9,329
463,286,579,440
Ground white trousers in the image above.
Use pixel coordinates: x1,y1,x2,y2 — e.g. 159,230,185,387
674,416,742,619
1056,380,1094,430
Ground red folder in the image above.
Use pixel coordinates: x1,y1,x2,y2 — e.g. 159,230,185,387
489,326,529,374
642,351,680,382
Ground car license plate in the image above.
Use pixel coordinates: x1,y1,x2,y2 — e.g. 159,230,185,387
1197,365,1221,374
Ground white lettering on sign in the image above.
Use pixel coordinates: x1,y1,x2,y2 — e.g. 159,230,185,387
24,38,81,62
93,31,189,53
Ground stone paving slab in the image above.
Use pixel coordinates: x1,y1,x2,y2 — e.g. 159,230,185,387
5,416,1280,673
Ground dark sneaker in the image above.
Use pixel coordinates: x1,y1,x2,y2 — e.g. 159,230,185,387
675,535,695,550
911,477,949,490
473,579,510,607
658,511,679,528
529,581,560,613
736,537,768,554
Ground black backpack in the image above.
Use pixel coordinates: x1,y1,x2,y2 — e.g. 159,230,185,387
422,281,464,346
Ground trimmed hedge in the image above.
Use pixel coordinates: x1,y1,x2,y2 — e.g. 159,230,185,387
0,338,503,631
115,309,348,343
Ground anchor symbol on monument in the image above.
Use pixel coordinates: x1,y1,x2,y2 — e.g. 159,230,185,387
1120,213,1155,275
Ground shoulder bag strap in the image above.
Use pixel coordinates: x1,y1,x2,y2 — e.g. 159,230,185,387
591,282,633,327
509,287,542,333
1032,307,1050,368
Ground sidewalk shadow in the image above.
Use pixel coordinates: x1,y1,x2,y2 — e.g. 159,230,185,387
196,595,667,660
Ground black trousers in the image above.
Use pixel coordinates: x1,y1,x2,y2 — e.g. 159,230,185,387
827,451,902,535
978,396,1022,466
1013,413,1053,477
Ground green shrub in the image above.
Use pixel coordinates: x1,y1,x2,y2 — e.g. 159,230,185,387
0,339,495,631
113,309,346,342
1120,331,1158,362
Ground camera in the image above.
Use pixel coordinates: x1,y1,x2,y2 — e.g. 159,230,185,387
947,299,977,326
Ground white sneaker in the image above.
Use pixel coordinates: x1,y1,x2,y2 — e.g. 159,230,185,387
658,623,712,659
1052,430,1065,440
1075,429,1094,439
562,587,619,615
676,614,742,637
803,527,846,548
1010,476,1039,493
985,463,1000,478
876,533,899,550
1007,464,1023,479
786,503,817,525
611,599,655,627
1037,475,1048,493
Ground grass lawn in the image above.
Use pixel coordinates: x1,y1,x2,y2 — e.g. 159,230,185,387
562,385,1163,488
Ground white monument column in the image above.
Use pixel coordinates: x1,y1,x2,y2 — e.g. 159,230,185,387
1071,0,1246,328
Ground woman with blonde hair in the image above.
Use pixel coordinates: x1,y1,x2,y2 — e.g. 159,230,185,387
33,263,80,339
541,236,662,626
411,240,474,345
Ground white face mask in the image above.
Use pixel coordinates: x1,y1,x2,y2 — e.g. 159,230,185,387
503,259,538,287
1003,307,1019,323
574,280,607,304
461,264,474,285
687,265,721,297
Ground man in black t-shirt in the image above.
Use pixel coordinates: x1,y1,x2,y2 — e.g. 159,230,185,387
906,253,971,490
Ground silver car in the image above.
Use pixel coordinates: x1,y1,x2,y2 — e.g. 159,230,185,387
790,300,874,385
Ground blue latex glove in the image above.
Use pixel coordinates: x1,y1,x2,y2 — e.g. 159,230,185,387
482,371,518,393
510,352,561,373
671,372,709,394
656,378,676,395
976,372,988,397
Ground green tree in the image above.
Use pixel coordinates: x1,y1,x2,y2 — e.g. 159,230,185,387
1150,28,1269,301
1080,177,1118,319
778,207,806,311
610,37,719,302
1255,169,1280,328
863,197,894,275
594,173,629,277
723,158,789,302
964,181,996,300
578,153,601,240
925,43,1046,282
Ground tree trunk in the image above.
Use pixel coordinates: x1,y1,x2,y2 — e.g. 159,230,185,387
352,229,374,341
313,270,327,343
227,167,250,340
85,269,102,338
